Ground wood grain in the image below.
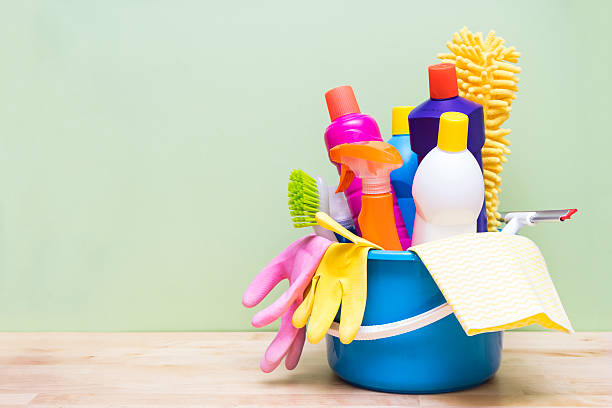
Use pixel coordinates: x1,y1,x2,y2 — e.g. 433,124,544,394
0,332,609,407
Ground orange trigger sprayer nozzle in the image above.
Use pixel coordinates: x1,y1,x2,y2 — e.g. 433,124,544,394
329,141,403,250
336,164,355,193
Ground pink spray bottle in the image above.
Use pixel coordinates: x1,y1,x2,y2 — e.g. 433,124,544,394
324,85,410,249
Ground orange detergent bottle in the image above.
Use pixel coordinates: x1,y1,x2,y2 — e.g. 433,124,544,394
330,141,403,250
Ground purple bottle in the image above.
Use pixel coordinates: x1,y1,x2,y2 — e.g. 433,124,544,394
324,85,411,249
408,63,488,232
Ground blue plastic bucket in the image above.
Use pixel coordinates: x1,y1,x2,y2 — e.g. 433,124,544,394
326,249,502,394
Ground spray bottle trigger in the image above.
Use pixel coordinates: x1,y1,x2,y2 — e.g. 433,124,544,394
336,164,355,194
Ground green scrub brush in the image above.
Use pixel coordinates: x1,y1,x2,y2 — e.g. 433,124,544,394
288,169,336,241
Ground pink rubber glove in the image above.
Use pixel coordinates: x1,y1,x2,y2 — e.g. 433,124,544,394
242,234,332,372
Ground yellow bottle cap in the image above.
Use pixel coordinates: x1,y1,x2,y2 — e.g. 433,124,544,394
437,112,469,152
392,106,414,135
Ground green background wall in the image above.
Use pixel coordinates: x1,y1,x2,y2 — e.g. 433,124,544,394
0,0,609,331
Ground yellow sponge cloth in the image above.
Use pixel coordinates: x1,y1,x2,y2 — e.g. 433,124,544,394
409,233,573,335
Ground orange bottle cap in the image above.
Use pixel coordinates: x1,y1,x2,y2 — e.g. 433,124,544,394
325,86,361,122
428,63,459,99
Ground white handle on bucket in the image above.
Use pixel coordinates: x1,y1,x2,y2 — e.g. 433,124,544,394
327,302,453,341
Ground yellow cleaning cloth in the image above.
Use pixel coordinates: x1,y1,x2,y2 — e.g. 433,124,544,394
409,232,573,335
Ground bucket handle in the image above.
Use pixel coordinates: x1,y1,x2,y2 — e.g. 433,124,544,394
327,302,453,341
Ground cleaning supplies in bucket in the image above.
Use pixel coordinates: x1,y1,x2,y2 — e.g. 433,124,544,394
242,234,332,372
242,28,575,395
324,86,411,249
408,63,488,233
330,141,404,250
412,112,484,245
387,106,419,238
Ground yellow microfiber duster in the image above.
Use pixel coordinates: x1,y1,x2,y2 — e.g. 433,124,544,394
438,27,521,231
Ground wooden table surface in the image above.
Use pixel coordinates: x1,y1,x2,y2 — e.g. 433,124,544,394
0,332,609,407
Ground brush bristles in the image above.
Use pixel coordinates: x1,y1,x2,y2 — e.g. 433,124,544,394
288,169,320,228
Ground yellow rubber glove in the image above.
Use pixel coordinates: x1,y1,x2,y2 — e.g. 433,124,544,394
292,212,381,345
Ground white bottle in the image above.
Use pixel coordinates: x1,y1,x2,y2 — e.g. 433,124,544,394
411,112,484,245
